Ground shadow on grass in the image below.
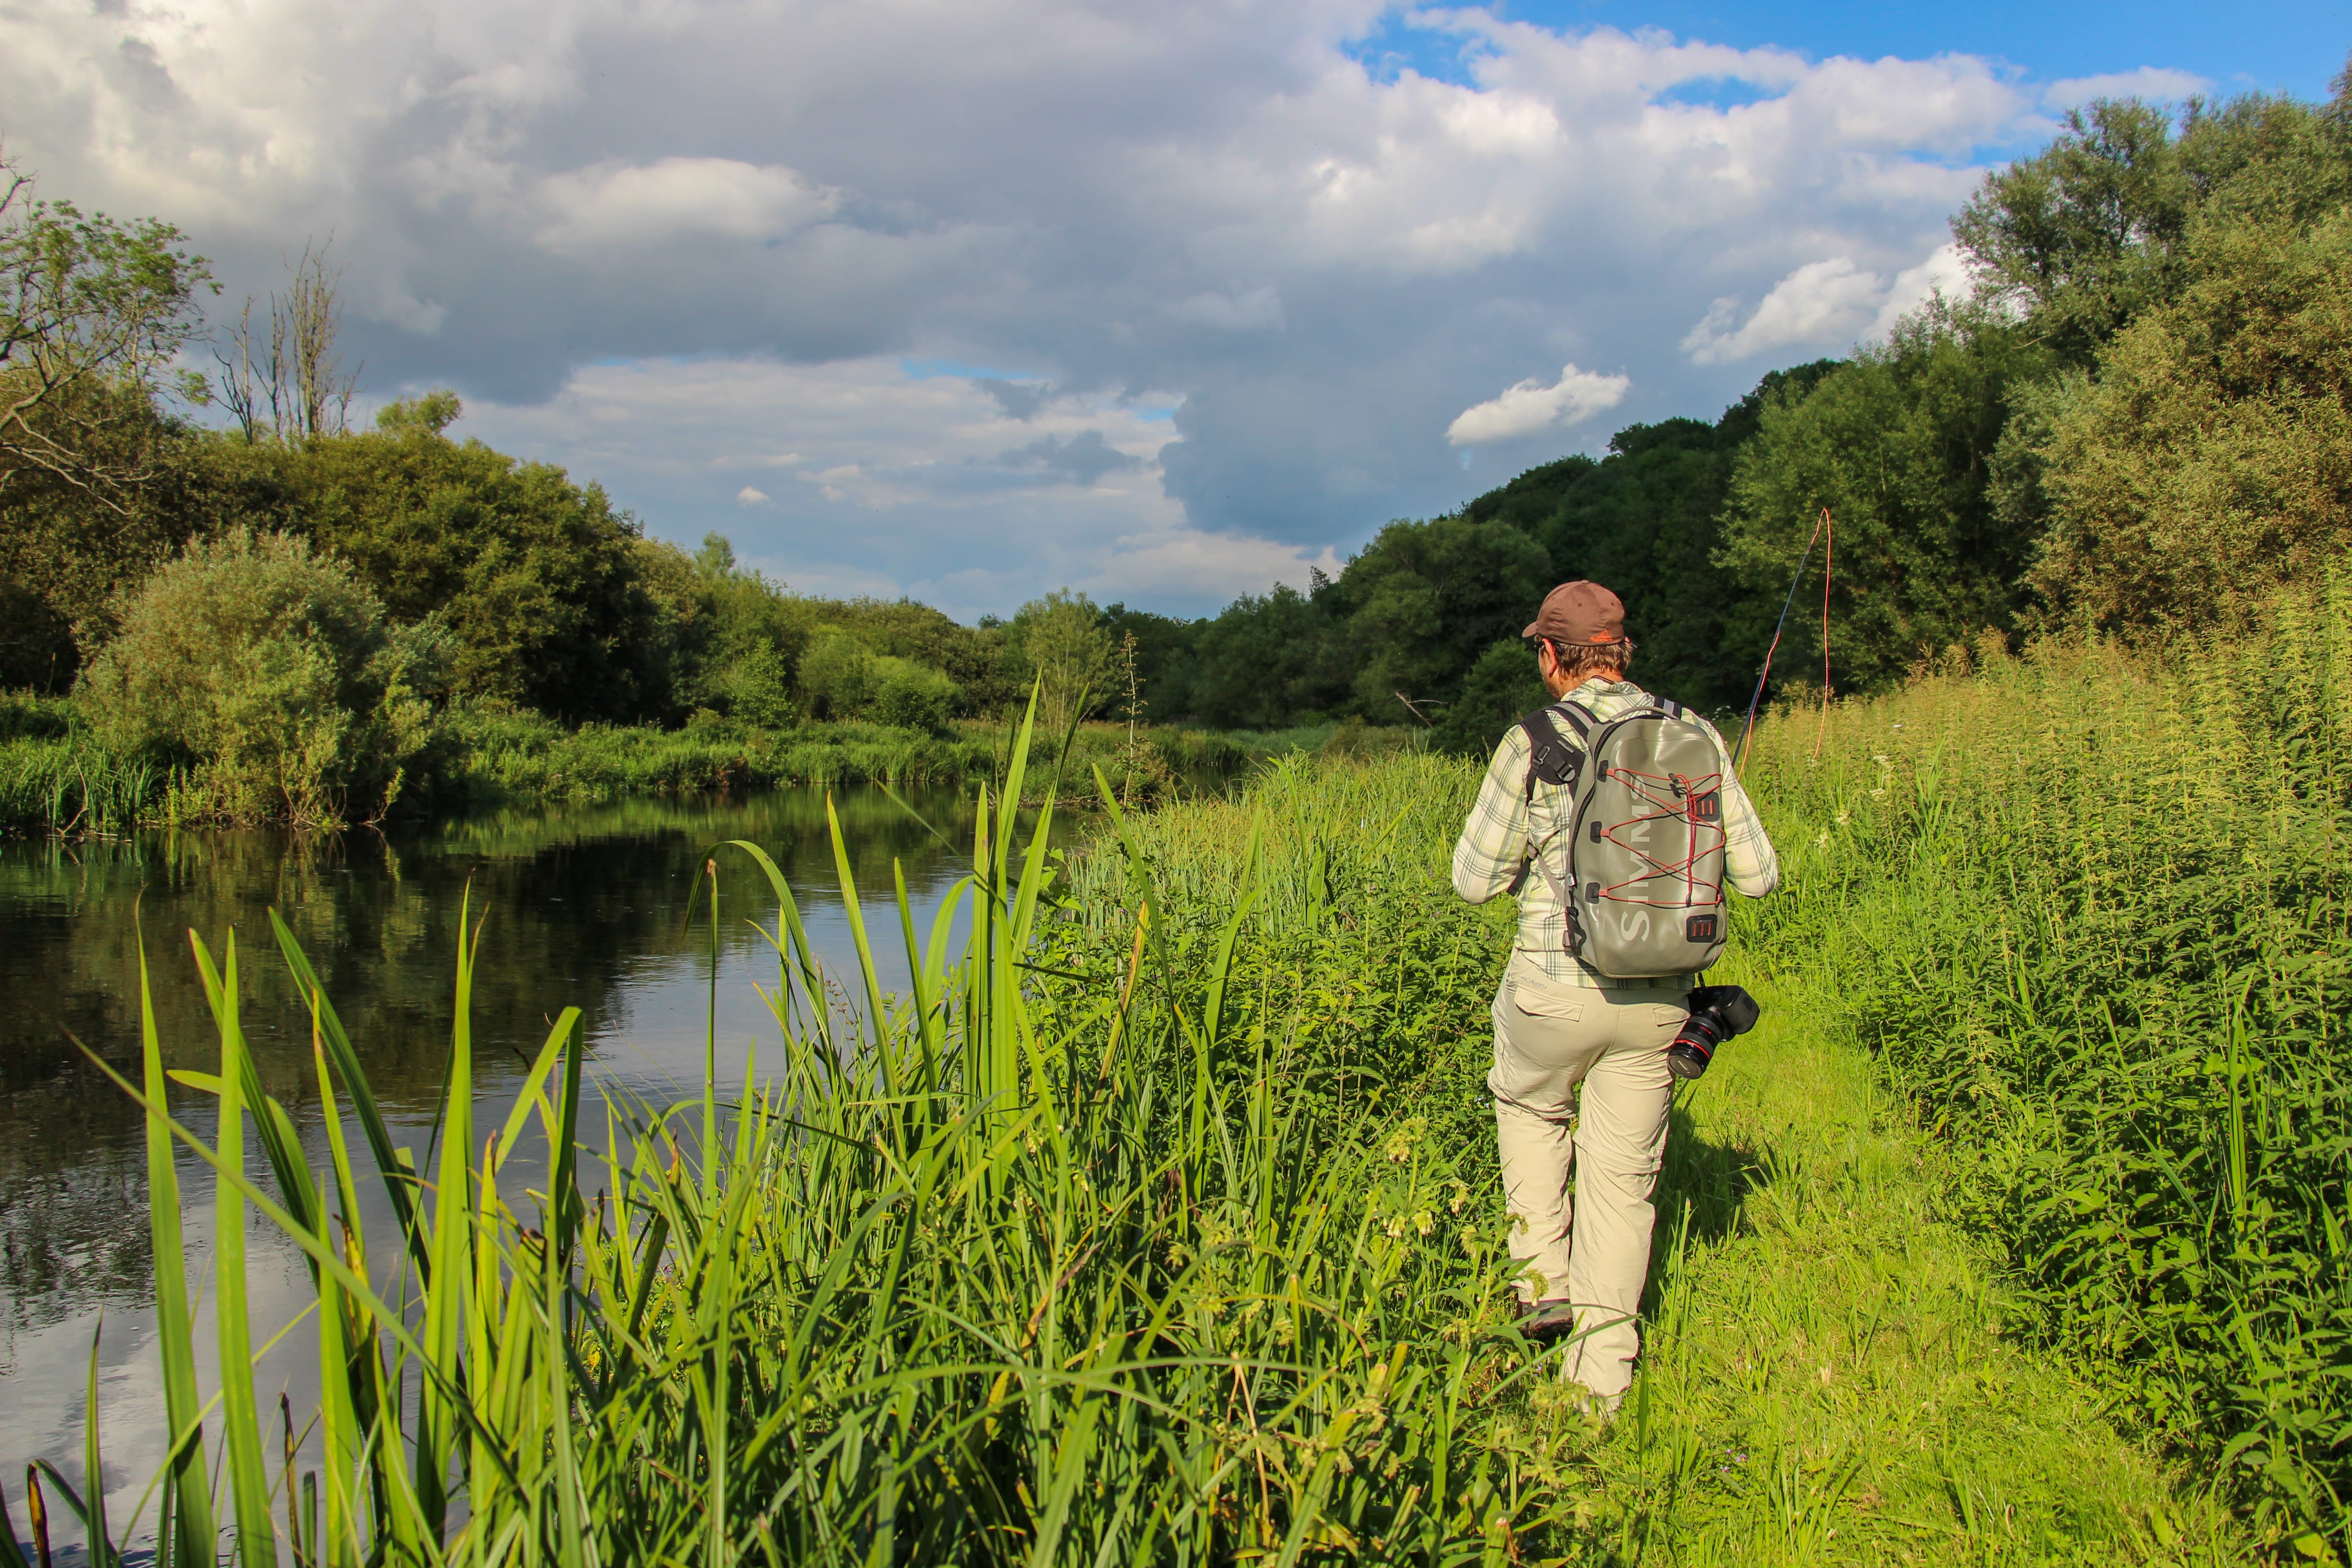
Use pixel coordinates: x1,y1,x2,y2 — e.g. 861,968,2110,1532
1637,1095,1765,1323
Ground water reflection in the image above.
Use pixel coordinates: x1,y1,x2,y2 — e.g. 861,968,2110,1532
0,783,1053,1556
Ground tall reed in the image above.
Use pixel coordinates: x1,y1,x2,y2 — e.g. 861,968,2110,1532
13,699,1603,1567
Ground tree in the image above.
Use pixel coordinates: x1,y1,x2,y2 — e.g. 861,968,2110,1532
1098,603,1201,721
1722,303,2055,692
684,530,811,720
0,379,206,688
185,415,681,723
1188,583,1348,730
1953,99,2192,368
1011,588,1113,735
1321,515,1550,721
1955,84,2352,369
214,239,358,443
78,530,449,825
377,389,462,437
2032,211,2352,636
0,157,213,500
1426,638,1548,757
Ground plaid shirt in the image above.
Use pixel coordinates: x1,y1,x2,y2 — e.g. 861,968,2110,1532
1451,679,1779,986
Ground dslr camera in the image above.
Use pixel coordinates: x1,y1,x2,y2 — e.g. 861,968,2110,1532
1665,985,1760,1081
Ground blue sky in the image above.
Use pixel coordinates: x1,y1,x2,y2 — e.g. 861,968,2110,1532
1362,1,2345,100
8,0,2342,617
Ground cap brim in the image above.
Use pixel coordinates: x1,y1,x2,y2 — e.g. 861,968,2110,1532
1520,619,1542,639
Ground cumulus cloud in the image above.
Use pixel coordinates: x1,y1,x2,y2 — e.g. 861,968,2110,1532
0,0,2122,612
533,158,835,252
1683,243,1976,364
994,430,1143,485
1682,259,1884,364
2044,68,2209,109
452,355,1315,616
1446,364,1630,446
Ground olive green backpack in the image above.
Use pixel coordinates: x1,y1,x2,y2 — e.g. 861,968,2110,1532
1515,696,1731,979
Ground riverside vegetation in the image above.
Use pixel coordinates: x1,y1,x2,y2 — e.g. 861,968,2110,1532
13,562,2352,1565
13,71,2352,829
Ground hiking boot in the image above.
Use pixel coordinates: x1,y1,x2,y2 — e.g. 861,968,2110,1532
1516,1298,1579,1341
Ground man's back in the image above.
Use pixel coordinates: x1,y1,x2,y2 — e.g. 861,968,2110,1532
1451,677,1779,987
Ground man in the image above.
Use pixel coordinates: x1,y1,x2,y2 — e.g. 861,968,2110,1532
1450,580,1778,1410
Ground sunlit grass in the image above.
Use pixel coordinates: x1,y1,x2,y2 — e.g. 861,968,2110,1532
20,578,2346,1562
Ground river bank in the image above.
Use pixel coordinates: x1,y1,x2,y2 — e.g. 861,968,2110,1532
0,692,1351,835
13,597,2344,1559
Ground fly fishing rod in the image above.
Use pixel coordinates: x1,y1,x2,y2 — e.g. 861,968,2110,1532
1731,506,1832,773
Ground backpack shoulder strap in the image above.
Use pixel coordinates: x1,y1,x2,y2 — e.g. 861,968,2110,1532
1519,700,1595,802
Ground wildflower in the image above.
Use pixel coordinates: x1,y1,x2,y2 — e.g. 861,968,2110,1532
1413,1209,1436,1236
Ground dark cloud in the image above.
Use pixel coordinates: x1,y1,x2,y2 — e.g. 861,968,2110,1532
975,377,1051,420
1,0,2069,608
995,429,1143,486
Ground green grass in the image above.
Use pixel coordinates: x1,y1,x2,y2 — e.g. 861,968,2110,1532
440,706,1257,807
18,606,2344,1561
1720,575,2352,1557
1068,752,2259,1563
0,698,1260,833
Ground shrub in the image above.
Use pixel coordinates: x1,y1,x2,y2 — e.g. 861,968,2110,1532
798,626,878,720
2033,212,2352,637
870,657,960,732
185,417,676,723
78,530,450,826
720,642,799,728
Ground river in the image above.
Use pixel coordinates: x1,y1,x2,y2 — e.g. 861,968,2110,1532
0,783,1051,1560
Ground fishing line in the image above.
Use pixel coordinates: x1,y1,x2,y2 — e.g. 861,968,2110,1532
1731,506,1832,772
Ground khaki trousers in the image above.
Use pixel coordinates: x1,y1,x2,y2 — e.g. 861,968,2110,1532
1488,954,1686,1399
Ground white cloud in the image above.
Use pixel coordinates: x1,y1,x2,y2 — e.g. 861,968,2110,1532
457,355,1328,616
0,0,2135,613
534,158,835,251
1683,242,1976,364
2044,69,2209,110
1447,364,1630,446
1865,243,1974,338
1682,258,1883,364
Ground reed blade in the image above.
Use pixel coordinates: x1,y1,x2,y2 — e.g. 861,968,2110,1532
187,929,280,1568
136,917,215,1568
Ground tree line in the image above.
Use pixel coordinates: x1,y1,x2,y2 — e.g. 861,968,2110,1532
1119,65,2352,751
6,59,2351,804
2,155,1140,730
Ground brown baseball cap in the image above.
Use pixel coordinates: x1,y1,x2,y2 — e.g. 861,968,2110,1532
1522,580,1627,646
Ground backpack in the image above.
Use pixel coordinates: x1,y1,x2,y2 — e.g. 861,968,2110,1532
1512,694,1731,979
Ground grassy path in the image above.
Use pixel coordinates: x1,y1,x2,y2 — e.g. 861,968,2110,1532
1581,967,2254,1564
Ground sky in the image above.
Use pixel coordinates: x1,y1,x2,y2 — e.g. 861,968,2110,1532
5,0,2342,618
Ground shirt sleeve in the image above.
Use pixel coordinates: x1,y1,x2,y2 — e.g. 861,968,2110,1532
1452,725,1533,904
1698,715,1779,897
